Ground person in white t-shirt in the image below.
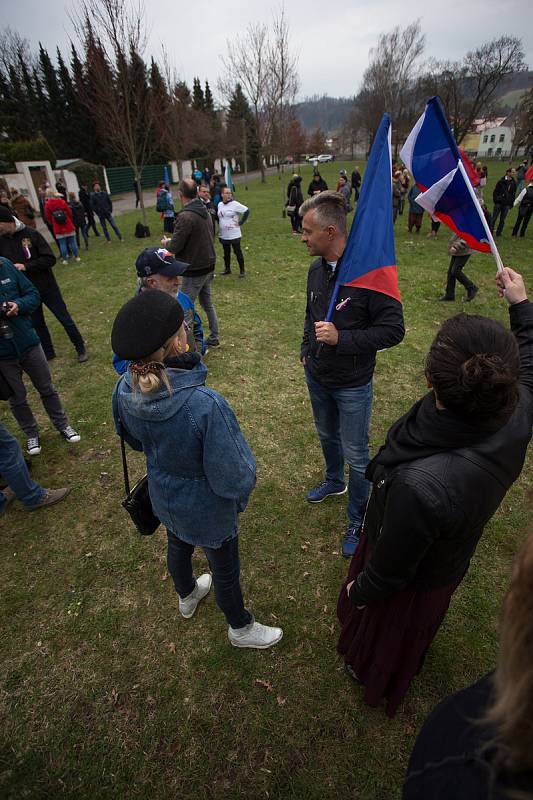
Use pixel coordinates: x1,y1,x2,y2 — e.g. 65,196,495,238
217,187,249,278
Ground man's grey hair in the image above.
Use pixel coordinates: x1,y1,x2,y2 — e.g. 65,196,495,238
299,191,347,235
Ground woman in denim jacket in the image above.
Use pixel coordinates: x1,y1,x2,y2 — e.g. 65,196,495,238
111,290,282,649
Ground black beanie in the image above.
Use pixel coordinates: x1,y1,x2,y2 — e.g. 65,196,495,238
0,205,15,223
111,290,184,360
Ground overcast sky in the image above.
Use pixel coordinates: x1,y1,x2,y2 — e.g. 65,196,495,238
5,0,533,100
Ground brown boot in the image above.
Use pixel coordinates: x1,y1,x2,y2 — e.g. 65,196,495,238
26,487,70,511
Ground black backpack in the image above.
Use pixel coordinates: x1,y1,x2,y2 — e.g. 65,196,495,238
135,222,150,238
52,208,67,225
521,185,533,210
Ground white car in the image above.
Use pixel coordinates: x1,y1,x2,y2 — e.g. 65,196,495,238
305,155,318,162
317,154,333,163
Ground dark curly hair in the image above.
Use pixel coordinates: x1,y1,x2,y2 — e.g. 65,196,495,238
425,313,520,425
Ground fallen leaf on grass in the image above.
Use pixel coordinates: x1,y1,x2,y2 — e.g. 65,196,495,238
276,696,286,706
111,687,119,705
167,642,176,653
161,571,169,581
255,679,273,692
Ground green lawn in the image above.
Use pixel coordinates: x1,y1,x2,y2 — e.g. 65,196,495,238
1,161,531,800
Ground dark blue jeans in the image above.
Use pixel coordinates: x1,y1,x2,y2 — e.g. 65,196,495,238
305,368,372,527
31,285,85,358
97,213,122,241
0,422,44,512
166,530,252,629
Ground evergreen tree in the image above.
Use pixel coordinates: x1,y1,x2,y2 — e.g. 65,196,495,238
148,58,169,162
192,77,205,111
38,43,63,152
226,83,259,170
204,80,214,116
69,44,107,164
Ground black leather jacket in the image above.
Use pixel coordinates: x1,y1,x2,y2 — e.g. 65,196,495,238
350,300,533,606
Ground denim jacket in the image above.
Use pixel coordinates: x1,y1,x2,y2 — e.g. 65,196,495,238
112,361,256,547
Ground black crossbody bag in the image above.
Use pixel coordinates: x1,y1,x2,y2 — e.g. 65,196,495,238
119,422,160,536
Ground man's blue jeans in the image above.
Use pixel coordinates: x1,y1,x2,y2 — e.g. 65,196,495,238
166,530,252,630
0,423,44,513
305,369,372,526
97,214,122,241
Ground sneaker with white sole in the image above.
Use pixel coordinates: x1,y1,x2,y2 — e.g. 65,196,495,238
179,573,212,618
27,436,41,456
60,426,81,443
228,620,283,649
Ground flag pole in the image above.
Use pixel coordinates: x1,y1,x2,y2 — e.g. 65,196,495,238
456,159,504,273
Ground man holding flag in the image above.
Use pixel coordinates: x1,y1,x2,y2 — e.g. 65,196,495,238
299,115,404,558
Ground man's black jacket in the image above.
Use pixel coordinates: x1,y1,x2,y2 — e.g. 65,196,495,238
0,224,57,293
90,190,113,216
492,177,516,207
301,257,405,389
349,300,533,607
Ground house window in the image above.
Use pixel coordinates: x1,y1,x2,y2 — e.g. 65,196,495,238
499,134,505,142
488,148,493,156
490,134,495,142
483,135,488,143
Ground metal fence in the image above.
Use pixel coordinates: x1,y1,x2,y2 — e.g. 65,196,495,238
105,164,168,195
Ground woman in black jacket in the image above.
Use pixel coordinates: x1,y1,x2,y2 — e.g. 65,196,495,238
337,267,533,717
286,175,303,234
307,172,328,196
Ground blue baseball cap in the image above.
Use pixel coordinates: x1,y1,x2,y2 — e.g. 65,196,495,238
135,248,189,278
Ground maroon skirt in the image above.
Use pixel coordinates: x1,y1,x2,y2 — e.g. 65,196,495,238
337,531,460,717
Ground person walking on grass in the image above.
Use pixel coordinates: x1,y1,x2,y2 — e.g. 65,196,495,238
164,178,220,348
299,191,405,558
44,189,81,265
217,186,249,278
286,175,304,235
0,207,88,364
79,183,100,239
407,185,424,233
511,179,533,240
0,256,80,456
338,267,533,718
111,290,283,650
439,234,478,303
90,182,123,243
492,169,516,237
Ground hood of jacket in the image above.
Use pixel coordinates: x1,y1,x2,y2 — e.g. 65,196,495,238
118,361,208,422
181,198,208,219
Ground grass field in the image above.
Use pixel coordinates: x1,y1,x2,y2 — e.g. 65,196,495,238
1,161,531,800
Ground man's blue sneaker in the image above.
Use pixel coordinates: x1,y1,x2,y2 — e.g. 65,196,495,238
342,522,360,558
307,479,347,504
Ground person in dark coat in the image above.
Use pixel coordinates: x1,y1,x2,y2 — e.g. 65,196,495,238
90,182,123,242
440,234,477,302
286,174,304,234
68,192,88,250
404,515,533,799
132,177,140,209
0,206,88,363
78,183,100,238
492,169,517,236
307,173,328,196
407,185,424,233
337,267,533,717
351,167,362,201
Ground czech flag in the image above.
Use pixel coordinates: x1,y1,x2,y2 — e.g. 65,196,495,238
326,113,400,320
400,96,492,254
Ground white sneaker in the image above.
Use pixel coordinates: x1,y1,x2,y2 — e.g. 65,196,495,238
27,436,41,456
228,620,283,649
179,573,212,619
60,426,81,443
61,259,68,265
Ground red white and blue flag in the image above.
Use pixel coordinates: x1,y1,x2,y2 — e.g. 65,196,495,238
326,113,400,321
400,96,499,261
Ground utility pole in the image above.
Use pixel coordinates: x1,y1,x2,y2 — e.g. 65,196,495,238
241,117,248,189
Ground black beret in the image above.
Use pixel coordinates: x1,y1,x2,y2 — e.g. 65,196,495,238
111,290,184,360
0,205,15,223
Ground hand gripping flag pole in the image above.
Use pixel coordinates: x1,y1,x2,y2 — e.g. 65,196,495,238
400,95,503,273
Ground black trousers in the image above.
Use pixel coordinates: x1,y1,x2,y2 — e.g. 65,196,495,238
444,255,475,299
31,285,85,358
221,238,245,273
492,204,510,235
289,210,301,232
512,208,532,238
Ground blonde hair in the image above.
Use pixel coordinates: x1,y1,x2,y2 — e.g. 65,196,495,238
484,515,533,795
45,187,61,199
130,340,177,394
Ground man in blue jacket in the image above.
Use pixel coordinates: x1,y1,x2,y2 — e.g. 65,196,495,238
0,257,80,455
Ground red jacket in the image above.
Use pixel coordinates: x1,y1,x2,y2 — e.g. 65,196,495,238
45,197,75,236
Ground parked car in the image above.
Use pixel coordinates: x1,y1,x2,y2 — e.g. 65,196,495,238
305,155,318,162
317,154,334,163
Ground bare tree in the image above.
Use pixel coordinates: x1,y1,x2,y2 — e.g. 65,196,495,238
360,20,426,154
219,10,298,182
422,36,526,144
512,86,533,159
71,0,156,225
